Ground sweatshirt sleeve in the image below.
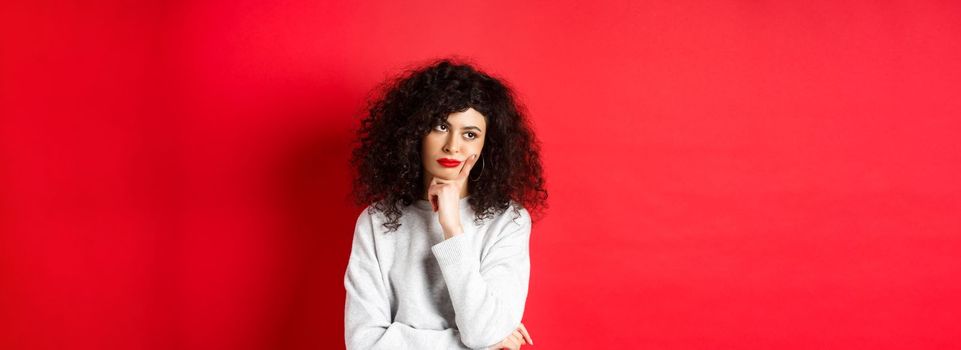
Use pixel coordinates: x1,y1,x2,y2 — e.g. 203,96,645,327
430,208,532,349
344,209,474,350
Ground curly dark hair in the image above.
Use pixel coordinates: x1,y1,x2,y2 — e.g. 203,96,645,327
348,57,548,233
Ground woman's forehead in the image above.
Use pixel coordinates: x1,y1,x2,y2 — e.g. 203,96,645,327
445,107,487,129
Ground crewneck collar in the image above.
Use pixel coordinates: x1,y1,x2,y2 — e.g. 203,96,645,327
414,195,472,211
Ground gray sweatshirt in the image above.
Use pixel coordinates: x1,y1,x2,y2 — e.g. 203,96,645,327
343,195,531,350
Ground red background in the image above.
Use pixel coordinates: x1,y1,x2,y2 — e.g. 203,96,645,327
2,1,960,349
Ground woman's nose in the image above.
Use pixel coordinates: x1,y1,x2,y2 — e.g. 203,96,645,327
444,137,460,153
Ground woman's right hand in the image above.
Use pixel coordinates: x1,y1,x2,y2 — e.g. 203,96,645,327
486,323,533,350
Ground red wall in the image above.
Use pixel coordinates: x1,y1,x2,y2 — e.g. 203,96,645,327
2,1,959,349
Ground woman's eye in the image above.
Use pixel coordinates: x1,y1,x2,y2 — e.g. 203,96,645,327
434,124,447,132
465,132,476,139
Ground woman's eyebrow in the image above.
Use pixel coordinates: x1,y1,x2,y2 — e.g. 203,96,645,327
458,125,483,132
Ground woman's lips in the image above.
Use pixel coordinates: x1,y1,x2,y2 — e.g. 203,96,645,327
437,158,462,168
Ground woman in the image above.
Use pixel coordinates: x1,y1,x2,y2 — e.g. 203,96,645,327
344,58,548,350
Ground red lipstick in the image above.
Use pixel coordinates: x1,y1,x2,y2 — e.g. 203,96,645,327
437,158,462,168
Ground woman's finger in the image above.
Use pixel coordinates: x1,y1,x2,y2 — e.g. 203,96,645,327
512,330,525,345
425,185,436,211
456,154,479,181
507,336,521,350
517,323,533,345
428,186,444,212
428,182,451,212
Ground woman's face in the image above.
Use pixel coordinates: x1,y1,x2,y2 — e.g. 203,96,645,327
422,107,487,183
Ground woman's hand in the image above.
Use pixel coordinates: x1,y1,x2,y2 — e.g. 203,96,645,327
486,323,533,350
427,154,479,239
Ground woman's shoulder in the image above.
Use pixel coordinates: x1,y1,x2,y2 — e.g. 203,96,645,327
358,202,391,219
354,202,421,235
353,204,388,232
484,200,531,233
475,201,532,254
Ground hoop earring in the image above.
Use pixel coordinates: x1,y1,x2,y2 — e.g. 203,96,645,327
469,156,485,181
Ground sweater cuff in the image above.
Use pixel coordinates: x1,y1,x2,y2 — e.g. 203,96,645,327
431,232,474,267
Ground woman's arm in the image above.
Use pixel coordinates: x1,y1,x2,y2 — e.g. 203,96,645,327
344,209,474,350
430,209,532,349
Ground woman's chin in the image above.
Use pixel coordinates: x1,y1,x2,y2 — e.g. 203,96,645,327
427,171,456,181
